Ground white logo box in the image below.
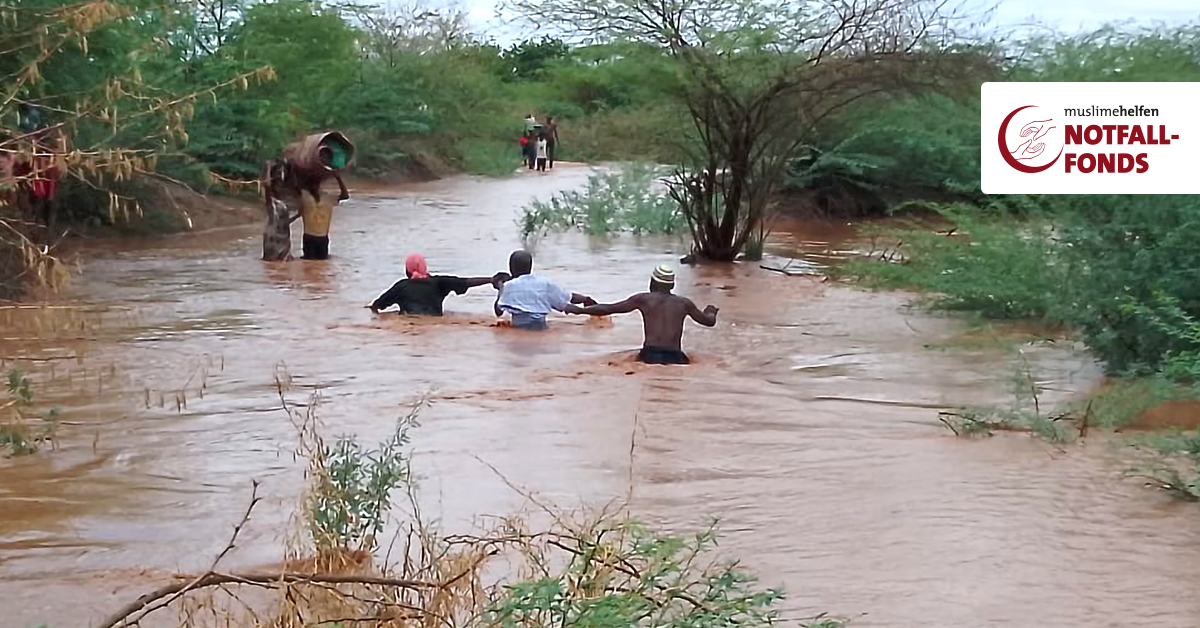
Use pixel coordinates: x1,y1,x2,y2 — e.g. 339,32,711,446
981,82,1200,194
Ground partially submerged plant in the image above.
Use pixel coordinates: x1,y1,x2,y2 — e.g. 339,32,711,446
2,368,59,456
484,517,783,628
280,370,421,555
518,164,683,240
1127,464,1200,502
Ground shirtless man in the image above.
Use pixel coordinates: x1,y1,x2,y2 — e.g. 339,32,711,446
564,264,718,364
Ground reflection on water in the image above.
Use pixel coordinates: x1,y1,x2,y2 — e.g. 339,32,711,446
3,164,1200,628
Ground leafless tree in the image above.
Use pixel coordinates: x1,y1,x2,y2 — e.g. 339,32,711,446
351,0,473,65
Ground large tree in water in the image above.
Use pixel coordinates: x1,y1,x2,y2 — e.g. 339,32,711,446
503,0,984,261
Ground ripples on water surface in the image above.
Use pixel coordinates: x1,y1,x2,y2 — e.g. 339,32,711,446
2,164,1199,627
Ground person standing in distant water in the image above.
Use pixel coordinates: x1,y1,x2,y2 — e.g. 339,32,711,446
369,254,506,316
494,250,596,330
535,133,549,172
564,264,718,364
543,116,559,169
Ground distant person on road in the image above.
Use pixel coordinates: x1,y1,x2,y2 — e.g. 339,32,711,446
524,113,537,132
543,116,559,168
369,254,507,316
535,133,549,172
565,264,718,364
494,250,596,330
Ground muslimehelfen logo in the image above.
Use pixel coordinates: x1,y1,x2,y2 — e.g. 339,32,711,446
982,83,1198,194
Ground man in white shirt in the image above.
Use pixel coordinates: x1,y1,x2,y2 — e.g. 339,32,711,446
494,250,596,330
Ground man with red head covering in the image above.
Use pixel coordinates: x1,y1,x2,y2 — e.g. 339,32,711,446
368,254,507,316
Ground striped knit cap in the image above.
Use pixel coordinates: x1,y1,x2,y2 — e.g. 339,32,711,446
651,264,675,286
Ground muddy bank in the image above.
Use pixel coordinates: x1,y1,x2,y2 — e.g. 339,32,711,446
63,155,465,240
3,166,1200,628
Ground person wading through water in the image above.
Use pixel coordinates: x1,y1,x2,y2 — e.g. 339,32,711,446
494,250,596,330
263,138,351,261
368,254,507,316
565,264,718,364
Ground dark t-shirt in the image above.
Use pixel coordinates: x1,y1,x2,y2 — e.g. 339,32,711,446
371,275,471,316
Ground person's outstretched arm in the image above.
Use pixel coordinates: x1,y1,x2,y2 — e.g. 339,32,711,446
564,295,642,316
570,292,598,306
684,299,719,327
458,275,504,290
368,280,405,313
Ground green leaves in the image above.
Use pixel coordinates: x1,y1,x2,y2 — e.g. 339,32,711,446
308,400,419,552
487,519,784,628
519,164,683,239
2,369,59,456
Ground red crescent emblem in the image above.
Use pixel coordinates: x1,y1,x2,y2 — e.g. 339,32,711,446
999,105,1062,173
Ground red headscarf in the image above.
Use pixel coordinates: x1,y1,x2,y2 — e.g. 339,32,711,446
405,254,430,279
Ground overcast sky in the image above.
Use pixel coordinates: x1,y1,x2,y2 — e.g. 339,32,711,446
464,0,1199,45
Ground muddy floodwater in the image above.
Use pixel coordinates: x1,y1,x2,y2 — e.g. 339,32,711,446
3,164,1200,628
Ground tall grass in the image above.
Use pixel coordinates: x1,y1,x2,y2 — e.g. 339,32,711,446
455,138,524,177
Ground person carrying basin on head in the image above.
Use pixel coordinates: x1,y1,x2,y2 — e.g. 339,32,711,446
494,250,596,330
564,264,718,364
369,254,507,316
266,132,354,261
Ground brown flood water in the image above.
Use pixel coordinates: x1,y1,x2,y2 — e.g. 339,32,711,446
3,164,1200,627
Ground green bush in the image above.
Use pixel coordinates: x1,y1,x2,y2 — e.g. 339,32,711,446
456,138,522,177
307,401,419,552
488,520,784,628
841,207,1067,320
518,164,682,238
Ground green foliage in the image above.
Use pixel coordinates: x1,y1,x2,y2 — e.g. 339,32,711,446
308,402,419,552
802,620,850,628
488,519,783,628
456,138,522,177
1014,25,1200,83
1127,429,1200,502
792,94,983,213
841,208,1066,320
2,369,59,456
844,189,1200,381
502,37,571,81
518,164,682,239
1076,377,1199,429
